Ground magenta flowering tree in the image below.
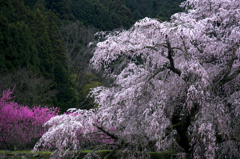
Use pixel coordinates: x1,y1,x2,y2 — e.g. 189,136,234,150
34,0,240,158
0,88,59,150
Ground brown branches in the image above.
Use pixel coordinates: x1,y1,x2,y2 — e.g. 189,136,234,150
166,36,182,77
212,53,239,93
93,124,119,141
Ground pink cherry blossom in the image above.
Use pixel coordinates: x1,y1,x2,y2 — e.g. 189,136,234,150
34,0,240,158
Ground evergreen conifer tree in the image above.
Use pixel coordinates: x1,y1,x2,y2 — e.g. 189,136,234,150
0,14,10,74
31,8,54,78
46,10,77,113
45,0,74,21
46,10,66,67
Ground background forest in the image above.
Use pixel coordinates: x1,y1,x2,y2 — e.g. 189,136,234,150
0,0,184,114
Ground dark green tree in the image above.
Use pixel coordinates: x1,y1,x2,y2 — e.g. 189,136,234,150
45,0,74,21
0,0,17,23
46,10,66,66
156,11,167,22
115,4,134,28
70,0,94,26
0,16,39,74
170,2,183,17
110,0,134,29
22,0,39,8
135,0,154,17
111,13,122,28
21,23,40,72
46,10,77,113
92,0,113,30
0,14,11,74
31,8,54,78
124,0,184,21
54,61,77,113
125,0,137,11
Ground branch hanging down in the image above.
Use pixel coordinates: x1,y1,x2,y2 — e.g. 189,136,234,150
94,124,119,141
166,35,182,77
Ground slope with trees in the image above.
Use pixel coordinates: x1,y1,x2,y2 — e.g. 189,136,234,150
1,0,186,113
70,0,184,30
0,0,76,113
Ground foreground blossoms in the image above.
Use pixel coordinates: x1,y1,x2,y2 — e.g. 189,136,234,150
34,0,240,158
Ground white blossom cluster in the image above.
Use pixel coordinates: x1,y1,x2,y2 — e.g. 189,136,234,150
34,0,240,158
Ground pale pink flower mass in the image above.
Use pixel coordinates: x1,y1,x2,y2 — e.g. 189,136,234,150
33,0,240,158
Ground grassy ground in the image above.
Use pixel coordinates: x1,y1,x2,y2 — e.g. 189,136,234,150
0,149,176,159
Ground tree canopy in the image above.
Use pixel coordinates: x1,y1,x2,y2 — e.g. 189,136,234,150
33,0,240,158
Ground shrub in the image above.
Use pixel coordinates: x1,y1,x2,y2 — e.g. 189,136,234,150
0,88,59,150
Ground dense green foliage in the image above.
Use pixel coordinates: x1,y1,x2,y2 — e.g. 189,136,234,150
0,0,75,113
70,0,183,30
0,0,184,113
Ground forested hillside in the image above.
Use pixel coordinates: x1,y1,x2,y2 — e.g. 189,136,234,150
0,0,184,113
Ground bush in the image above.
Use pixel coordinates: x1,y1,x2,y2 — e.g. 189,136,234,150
0,88,59,150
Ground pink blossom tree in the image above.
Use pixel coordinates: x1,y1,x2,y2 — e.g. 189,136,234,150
34,0,240,158
0,88,59,150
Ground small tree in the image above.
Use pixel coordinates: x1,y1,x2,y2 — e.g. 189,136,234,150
60,21,97,73
0,88,59,150
34,0,240,158
0,68,58,108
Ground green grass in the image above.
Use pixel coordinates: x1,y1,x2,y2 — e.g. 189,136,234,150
0,150,52,154
0,149,176,159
